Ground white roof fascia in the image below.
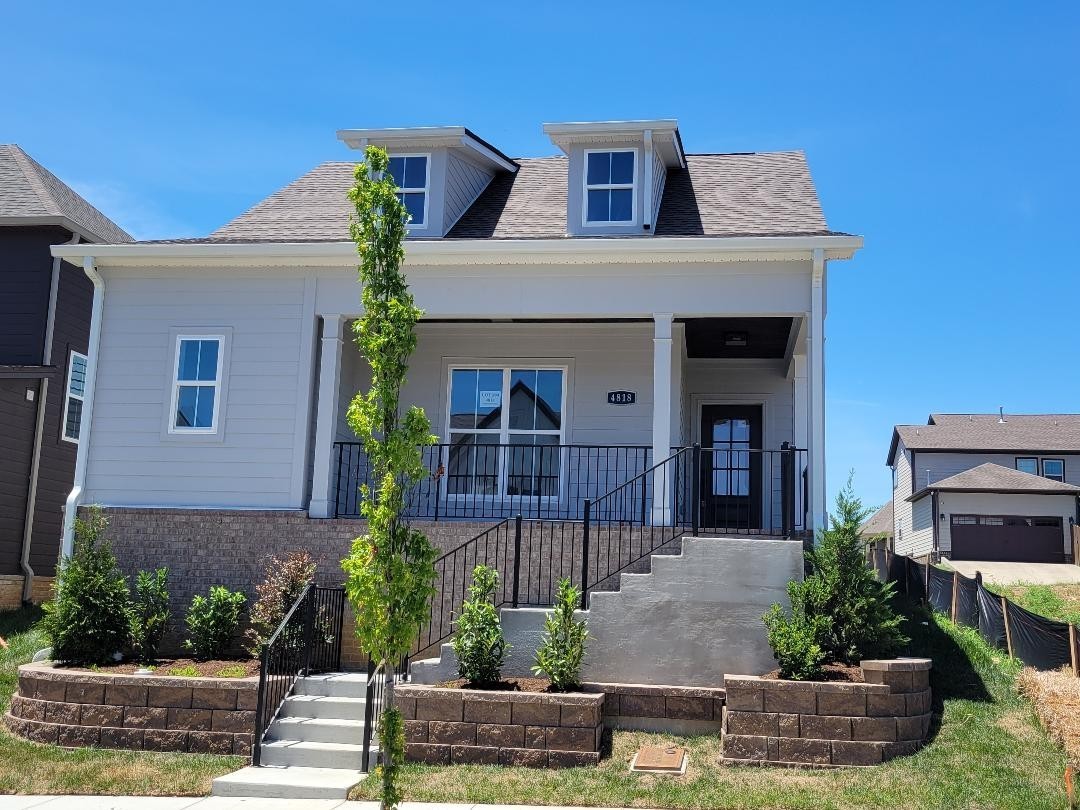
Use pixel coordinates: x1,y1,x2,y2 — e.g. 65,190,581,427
51,234,863,268
336,126,516,173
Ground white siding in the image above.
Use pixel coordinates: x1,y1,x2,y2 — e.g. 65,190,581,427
938,492,1077,556
917,451,1080,488
442,153,493,232
907,493,935,558
892,442,917,555
85,271,316,508
651,150,666,225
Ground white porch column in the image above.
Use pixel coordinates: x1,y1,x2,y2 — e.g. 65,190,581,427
308,315,344,519
807,250,827,533
651,313,674,525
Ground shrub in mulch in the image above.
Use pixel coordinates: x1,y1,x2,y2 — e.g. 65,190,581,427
60,658,260,678
1018,666,1080,763
761,662,864,682
437,677,554,693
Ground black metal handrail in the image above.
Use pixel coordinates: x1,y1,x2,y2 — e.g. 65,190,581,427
362,658,388,773
334,442,649,521
252,584,346,766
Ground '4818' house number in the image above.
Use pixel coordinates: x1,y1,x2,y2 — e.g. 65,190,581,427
607,390,636,406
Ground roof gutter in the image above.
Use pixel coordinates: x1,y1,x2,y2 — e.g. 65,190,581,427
52,234,864,267
21,234,79,601
60,255,104,559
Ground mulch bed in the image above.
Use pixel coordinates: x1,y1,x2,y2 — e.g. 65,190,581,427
60,658,260,678
437,676,556,693
761,662,864,683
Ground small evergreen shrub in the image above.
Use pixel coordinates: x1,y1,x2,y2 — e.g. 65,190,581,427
451,565,508,685
532,578,588,691
183,586,246,660
42,507,132,664
130,568,170,662
763,588,827,680
245,551,317,656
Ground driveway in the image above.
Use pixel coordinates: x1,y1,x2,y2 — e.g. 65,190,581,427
942,559,1080,585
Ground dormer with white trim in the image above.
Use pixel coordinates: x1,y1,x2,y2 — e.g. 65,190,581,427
336,126,518,238
543,119,686,237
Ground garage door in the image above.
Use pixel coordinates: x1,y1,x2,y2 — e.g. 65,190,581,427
950,514,1065,562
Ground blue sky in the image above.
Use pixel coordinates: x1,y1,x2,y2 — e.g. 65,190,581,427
4,2,1079,512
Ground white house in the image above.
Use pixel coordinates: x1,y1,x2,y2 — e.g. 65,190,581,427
888,413,1080,563
51,119,860,588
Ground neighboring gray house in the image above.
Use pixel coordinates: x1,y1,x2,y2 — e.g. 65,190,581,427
888,413,1080,563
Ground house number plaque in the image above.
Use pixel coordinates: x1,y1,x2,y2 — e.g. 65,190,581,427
607,390,636,405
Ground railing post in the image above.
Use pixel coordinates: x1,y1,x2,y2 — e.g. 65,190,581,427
781,441,794,538
580,499,591,611
301,586,316,676
692,443,701,536
512,514,523,609
252,645,270,766
640,450,648,526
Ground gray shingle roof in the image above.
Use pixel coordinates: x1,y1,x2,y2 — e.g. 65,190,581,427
209,151,837,243
0,145,132,243
908,462,1080,501
859,501,894,538
894,414,1080,457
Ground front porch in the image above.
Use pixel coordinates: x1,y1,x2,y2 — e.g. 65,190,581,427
307,315,824,537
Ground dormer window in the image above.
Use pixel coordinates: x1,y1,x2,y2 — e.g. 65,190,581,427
584,149,636,225
387,154,429,226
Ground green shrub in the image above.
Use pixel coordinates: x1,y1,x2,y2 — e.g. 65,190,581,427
42,507,132,664
763,597,826,680
168,664,200,677
183,586,246,660
216,664,248,678
130,568,170,662
532,578,588,691
451,565,508,686
245,551,316,656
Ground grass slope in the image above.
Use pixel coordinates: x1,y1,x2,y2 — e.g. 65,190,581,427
0,606,242,796
354,604,1068,809
988,582,1080,626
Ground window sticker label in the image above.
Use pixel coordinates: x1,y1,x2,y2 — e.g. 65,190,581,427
479,390,502,408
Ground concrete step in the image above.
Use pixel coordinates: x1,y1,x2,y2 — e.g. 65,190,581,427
279,694,368,721
269,715,366,745
260,739,367,770
294,672,368,698
212,765,364,799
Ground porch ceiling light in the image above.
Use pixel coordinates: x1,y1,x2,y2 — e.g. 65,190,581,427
723,331,749,348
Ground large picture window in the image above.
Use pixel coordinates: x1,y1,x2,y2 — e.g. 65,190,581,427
446,367,565,498
170,336,223,433
61,351,87,443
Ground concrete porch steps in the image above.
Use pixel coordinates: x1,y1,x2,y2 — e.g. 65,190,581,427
211,672,374,800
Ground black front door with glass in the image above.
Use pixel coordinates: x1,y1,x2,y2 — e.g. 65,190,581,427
700,405,762,530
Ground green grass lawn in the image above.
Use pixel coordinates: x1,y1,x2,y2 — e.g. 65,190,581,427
0,606,242,796
352,604,1069,810
987,582,1080,625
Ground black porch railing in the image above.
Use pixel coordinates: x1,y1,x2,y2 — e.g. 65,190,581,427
333,442,650,521
252,584,346,767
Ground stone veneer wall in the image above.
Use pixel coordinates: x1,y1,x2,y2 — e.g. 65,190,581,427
397,685,604,767
5,663,255,756
582,682,726,734
721,658,933,767
96,508,493,668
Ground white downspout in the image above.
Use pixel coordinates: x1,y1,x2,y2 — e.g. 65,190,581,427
20,234,79,602
60,255,104,559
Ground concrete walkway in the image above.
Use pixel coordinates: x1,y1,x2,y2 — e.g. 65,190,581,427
942,560,1080,585
0,799,644,810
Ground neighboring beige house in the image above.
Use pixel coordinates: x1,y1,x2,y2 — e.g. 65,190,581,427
888,413,1080,563
860,501,893,546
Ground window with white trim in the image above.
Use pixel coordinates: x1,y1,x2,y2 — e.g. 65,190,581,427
1015,457,1038,476
584,150,636,224
1042,458,1065,482
61,351,87,443
170,336,223,432
446,367,565,497
387,155,429,226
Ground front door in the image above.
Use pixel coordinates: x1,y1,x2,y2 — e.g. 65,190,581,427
700,405,762,530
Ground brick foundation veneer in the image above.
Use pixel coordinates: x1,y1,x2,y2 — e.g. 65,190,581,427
582,682,726,733
397,685,604,767
0,575,54,610
721,658,932,767
4,662,255,756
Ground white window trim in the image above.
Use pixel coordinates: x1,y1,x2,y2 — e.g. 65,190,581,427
168,334,225,435
582,148,638,228
444,364,568,501
1041,458,1065,482
61,350,87,444
387,153,431,230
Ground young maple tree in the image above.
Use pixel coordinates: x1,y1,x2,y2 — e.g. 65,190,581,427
340,145,438,810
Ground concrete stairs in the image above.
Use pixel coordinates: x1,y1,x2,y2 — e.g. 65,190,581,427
212,672,373,800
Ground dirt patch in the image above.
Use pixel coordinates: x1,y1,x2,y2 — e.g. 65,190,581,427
437,676,555,693
59,659,260,678
761,663,864,683
1018,666,1080,763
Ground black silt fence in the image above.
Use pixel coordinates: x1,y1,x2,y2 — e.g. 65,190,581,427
976,581,1008,651
954,574,979,628
888,552,907,588
1005,601,1073,671
906,560,926,601
927,566,954,615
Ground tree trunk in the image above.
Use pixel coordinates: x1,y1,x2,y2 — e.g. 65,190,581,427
380,658,396,810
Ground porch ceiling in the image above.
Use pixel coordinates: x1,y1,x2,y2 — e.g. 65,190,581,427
681,317,796,359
